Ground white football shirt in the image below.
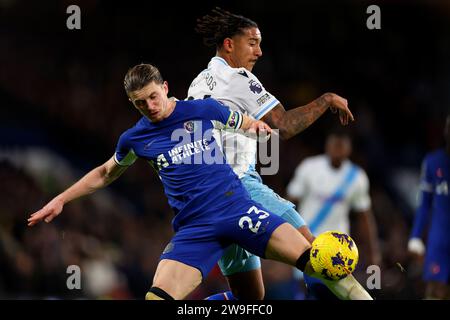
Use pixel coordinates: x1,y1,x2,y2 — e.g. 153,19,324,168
187,56,280,178
287,155,371,235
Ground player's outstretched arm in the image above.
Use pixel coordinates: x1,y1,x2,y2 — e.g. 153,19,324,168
27,156,128,226
261,93,354,140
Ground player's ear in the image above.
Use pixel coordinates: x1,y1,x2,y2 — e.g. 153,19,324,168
163,81,169,95
223,38,233,53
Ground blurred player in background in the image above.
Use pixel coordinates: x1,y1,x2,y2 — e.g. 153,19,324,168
27,64,371,300
408,114,450,299
287,130,381,299
188,8,359,300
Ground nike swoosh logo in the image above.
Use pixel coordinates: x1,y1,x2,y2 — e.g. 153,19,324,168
144,140,155,150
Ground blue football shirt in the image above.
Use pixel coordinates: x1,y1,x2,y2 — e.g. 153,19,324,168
411,149,450,249
114,98,249,229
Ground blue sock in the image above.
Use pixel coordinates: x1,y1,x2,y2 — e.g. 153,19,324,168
205,291,237,300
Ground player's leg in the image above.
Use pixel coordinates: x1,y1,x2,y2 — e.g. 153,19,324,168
146,259,202,300
294,223,339,299
206,175,295,301
264,190,343,300
422,244,449,299
264,222,372,300
213,174,308,300
210,227,313,301
208,200,308,300
149,223,225,300
298,225,315,243
226,269,264,300
265,222,312,264
205,245,264,300
219,201,326,300
243,177,329,299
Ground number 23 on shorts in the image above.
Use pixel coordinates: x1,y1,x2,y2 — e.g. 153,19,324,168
238,205,270,234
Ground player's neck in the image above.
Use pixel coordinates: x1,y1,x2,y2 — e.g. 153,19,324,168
216,52,233,67
331,162,342,169
163,97,177,119
329,157,343,169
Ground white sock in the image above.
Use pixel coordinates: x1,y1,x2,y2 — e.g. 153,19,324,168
304,263,373,300
324,274,373,300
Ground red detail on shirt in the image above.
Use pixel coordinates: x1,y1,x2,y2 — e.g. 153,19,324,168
430,263,441,275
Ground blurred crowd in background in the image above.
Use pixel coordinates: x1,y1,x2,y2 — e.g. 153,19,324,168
1,0,449,299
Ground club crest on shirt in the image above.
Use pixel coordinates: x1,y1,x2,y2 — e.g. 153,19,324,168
430,262,441,275
184,121,196,133
249,79,262,94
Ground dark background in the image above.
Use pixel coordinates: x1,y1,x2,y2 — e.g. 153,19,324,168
0,0,448,299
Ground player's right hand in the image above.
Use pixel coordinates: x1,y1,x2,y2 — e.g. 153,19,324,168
327,93,354,126
27,197,64,226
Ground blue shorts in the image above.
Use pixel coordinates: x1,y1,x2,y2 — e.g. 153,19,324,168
423,243,450,283
218,172,306,276
160,196,287,279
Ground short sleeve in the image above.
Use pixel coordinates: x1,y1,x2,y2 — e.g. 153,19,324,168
287,161,308,199
114,131,138,166
350,169,371,212
229,69,280,120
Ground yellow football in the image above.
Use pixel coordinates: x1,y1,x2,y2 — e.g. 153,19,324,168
310,231,359,280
